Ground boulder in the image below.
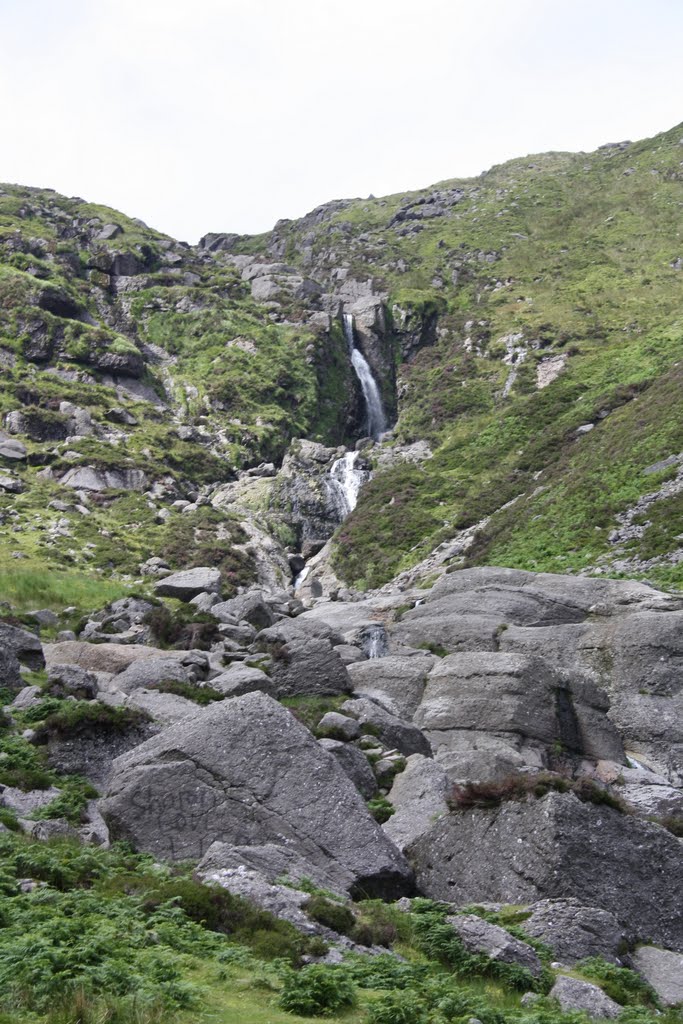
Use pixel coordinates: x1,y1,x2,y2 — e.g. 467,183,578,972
347,654,433,720
44,641,207,676
317,712,361,741
413,653,623,780
0,621,45,671
383,754,449,850
630,946,683,1006
60,466,148,492
208,664,275,698
100,691,413,897
123,689,199,726
47,663,98,699
408,791,683,951
257,626,352,698
341,697,432,757
446,913,543,978
111,657,191,693
549,976,621,1019
154,567,221,600
523,898,627,964
318,738,378,799
0,432,27,461
210,591,275,629
0,647,23,691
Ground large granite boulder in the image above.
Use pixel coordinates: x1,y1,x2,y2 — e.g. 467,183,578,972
100,691,412,897
408,791,683,951
413,653,623,780
383,754,449,850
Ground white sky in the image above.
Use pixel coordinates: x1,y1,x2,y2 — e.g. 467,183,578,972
1,0,681,243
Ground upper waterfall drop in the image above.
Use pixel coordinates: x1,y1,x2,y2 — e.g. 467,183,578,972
343,313,387,441
327,450,371,517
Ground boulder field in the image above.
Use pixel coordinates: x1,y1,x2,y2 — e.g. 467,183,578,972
3,566,682,967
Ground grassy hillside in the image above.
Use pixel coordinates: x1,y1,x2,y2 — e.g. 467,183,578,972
231,126,683,590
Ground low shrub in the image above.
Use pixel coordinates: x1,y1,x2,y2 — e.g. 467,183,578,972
303,894,355,936
367,795,396,823
278,964,356,1017
143,605,219,651
448,772,629,814
150,679,224,705
577,957,659,1007
33,702,151,741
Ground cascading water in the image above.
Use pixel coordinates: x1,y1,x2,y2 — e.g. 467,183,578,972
343,313,387,441
327,450,371,518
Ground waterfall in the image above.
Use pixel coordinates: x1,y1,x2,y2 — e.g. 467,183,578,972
326,450,370,518
343,313,387,441
360,623,388,659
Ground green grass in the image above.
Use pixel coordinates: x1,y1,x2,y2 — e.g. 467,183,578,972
0,566,132,613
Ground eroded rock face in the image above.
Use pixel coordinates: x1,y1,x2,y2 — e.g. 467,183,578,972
413,653,624,781
408,791,683,951
100,691,413,898
446,913,543,978
256,625,352,698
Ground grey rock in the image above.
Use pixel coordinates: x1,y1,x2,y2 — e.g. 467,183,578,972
414,653,623,780
408,791,683,951
0,432,27,460
112,657,191,693
0,474,24,493
257,626,352,698
60,466,148,492
216,622,257,645
28,608,59,628
101,691,411,897
524,898,627,964
383,754,450,850
197,840,345,896
446,913,543,978
0,647,23,691
318,738,378,799
124,689,199,725
549,976,621,1018
23,818,81,842
0,621,45,671
341,697,432,757
317,712,361,741
209,664,275,698
347,655,433,720
211,592,275,629
154,567,221,600
0,784,61,815
47,663,99,699
189,591,221,612
334,644,366,665
10,685,43,710
630,946,683,1006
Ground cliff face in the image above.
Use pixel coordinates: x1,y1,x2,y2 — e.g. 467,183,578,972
1,121,683,598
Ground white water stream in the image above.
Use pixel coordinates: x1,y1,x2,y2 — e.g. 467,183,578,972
343,313,387,441
326,450,371,518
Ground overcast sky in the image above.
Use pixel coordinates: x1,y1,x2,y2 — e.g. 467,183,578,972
2,0,681,243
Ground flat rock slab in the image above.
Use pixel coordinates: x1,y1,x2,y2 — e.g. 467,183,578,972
100,691,412,898
347,654,433,721
154,567,221,600
44,641,206,676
